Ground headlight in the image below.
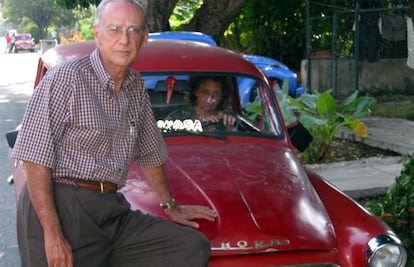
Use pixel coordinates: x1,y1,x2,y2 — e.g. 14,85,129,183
366,234,407,267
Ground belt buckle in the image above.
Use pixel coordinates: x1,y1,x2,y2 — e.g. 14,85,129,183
100,181,104,193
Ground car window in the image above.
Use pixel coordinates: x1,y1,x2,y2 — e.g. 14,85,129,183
16,35,31,41
145,73,283,137
240,79,279,134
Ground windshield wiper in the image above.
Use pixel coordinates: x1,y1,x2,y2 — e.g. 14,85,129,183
163,129,228,140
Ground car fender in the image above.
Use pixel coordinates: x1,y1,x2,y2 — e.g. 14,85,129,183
306,168,395,266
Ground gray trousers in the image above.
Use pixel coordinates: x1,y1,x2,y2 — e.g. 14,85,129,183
17,184,211,267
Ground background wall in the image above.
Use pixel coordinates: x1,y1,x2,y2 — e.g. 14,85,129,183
301,57,414,99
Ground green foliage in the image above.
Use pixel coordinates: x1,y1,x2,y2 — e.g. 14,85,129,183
170,0,202,29
244,97,262,122
275,80,298,125
365,156,414,267
53,0,99,9
407,110,414,121
276,88,375,163
227,0,307,70
22,22,39,42
2,0,77,39
79,16,94,40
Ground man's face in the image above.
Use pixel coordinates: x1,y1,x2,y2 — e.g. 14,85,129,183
93,1,148,71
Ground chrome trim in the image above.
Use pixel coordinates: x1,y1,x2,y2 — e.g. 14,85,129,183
366,234,407,267
211,239,290,251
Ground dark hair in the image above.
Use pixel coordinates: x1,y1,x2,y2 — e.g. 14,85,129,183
186,76,231,111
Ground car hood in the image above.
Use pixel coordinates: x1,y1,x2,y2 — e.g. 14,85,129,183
121,141,336,255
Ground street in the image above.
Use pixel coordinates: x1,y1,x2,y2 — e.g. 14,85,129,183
0,51,39,266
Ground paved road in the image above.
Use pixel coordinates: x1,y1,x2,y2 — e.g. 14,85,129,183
0,51,39,266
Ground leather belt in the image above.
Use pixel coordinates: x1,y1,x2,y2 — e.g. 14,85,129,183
53,177,118,193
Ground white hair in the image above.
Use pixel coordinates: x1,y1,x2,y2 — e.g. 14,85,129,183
94,0,147,26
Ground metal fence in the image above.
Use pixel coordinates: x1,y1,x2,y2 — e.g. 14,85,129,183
304,5,414,99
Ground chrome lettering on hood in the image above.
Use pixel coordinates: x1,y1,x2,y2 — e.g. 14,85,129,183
157,119,203,132
212,239,290,251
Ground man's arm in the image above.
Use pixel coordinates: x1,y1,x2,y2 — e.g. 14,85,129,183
24,161,73,266
141,165,217,228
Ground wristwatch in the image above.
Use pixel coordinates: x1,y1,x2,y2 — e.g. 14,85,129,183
160,197,177,210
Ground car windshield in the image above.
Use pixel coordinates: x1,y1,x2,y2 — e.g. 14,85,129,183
143,72,284,138
16,35,31,41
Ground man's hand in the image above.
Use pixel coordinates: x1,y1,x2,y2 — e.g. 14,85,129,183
24,161,73,266
165,205,217,228
141,166,217,228
44,229,73,266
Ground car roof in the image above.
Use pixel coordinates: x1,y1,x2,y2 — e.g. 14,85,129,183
243,54,289,71
148,31,217,46
41,39,263,78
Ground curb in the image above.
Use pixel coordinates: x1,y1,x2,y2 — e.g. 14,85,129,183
336,129,414,156
336,117,414,156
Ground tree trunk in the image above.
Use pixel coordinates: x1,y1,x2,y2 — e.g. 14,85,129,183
180,0,247,43
145,0,179,32
140,0,247,42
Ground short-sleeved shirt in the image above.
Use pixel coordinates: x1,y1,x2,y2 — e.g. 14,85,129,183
12,49,167,186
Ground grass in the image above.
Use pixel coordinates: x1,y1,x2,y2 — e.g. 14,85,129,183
370,94,414,120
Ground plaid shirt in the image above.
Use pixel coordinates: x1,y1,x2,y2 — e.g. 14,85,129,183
13,49,167,186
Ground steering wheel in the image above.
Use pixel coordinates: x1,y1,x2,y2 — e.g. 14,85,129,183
201,119,227,131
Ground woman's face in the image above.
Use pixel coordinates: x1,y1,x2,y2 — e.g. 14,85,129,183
194,79,223,113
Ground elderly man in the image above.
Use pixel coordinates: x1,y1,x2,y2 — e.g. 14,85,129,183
13,0,216,266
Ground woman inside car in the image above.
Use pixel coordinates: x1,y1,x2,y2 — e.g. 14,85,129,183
166,75,237,131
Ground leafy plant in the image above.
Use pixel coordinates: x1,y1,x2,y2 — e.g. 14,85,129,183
365,157,414,267
276,86,375,163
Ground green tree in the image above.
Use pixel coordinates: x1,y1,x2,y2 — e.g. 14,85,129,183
52,0,248,42
2,0,60,39
54,0,99,9
5,0,409,66
178,0,247,41
169,0,202,29
225,0,306,70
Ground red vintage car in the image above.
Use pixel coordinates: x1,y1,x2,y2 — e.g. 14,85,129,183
6,40,407,267
13,33,35,53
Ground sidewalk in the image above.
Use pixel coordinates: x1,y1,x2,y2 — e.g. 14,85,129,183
307,117,414,199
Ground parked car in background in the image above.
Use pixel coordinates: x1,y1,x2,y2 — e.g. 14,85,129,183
243,54,305,97
149,31,218,46
5,39,407,266
149,31,305,98
13,33,35,53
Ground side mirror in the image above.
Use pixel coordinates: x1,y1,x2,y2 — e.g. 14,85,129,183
287,121,313,152
5,130,19,149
